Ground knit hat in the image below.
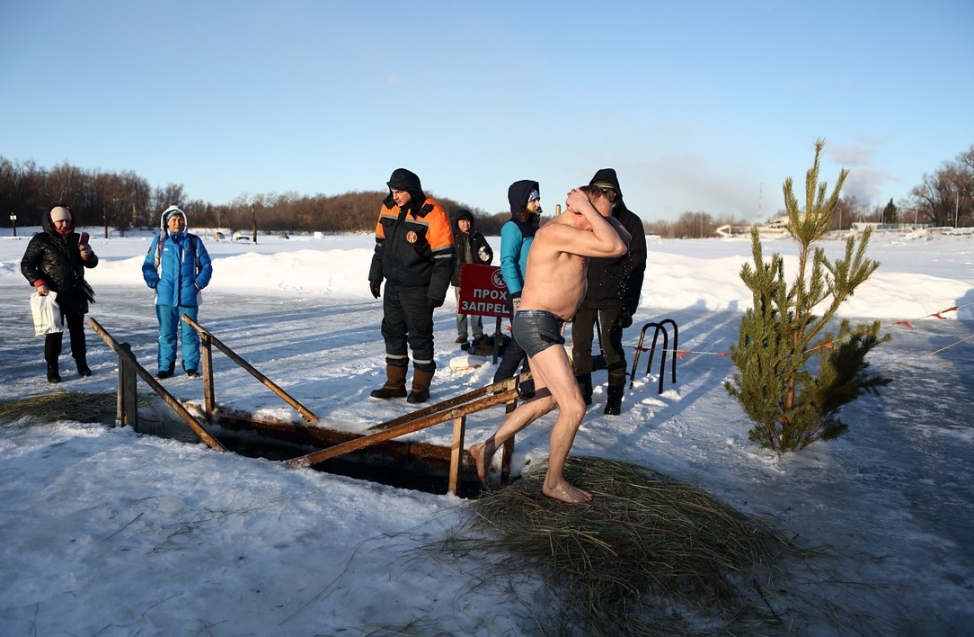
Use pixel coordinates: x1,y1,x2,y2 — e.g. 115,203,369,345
163,205,185,222
50,206,71,223
508,180,540,215
456,209,473,222
527,189,540,203
386,168,422,193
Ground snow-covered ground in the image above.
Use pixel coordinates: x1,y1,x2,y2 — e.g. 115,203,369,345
1,226,972,636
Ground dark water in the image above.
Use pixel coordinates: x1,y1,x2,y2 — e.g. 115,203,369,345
218,432,487,499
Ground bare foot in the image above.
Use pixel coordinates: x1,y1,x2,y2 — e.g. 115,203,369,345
542,481,593,504
469,439,495,484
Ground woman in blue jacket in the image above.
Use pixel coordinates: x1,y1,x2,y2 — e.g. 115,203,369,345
492,180,541,397
141,206,213,378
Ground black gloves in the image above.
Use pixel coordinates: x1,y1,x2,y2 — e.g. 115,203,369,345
369,280,381,299
618,307,634,329
428,296,444,309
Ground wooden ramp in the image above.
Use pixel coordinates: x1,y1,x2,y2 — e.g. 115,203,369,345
89,317,525,495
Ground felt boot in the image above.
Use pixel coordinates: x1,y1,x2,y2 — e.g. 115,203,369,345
370,365,408,399
576,372,593,406
76,357,92,377
604,384,625,416
407,368,434,404
45,332,62,383
517,374,535,400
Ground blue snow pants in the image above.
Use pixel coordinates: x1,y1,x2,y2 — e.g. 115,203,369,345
156,305,200,372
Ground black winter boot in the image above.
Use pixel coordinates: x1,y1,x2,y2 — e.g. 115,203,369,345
517,373,535,400
76,357,92,377
45,332,62,383
407,368,434,404
576,372,593,406
604,384,625,416
371,365,408,399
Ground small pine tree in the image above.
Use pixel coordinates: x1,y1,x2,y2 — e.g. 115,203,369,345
725,140,892,452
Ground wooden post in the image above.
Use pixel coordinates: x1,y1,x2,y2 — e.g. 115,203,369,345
88,318,226,452
448,414,467,495
201,332,215,422
181,315,318,423
118,343,138,429
116,344,124,424
493,316,503,364
500,397,517,484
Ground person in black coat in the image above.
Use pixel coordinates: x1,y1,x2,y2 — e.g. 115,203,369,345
368,168,457,404
571,169,647,415
21,204,99,382
451,209,493,349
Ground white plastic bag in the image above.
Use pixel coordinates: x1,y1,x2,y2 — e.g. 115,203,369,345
30,290,63,336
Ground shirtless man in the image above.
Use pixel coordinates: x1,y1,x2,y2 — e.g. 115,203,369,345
470,185,631,503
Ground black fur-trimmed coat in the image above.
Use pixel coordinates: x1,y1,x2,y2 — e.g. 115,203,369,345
21,225,98,316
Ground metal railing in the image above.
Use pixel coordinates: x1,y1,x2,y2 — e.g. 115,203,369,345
629,319,679,394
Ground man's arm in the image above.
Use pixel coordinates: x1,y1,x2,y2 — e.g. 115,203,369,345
553,189,629,258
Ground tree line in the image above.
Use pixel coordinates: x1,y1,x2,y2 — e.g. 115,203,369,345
0,157,510,235
2,145,971,237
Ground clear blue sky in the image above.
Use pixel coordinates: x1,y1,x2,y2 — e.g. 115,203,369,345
2,0,972,221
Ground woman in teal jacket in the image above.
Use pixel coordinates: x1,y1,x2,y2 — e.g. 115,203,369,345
141,206,213,378
492,180,541,396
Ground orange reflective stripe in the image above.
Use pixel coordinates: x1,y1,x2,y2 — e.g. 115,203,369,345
423,199,454,251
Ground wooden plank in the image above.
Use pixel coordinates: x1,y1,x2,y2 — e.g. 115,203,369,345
285,389,516,468
213,413,472,466
365,373,522,432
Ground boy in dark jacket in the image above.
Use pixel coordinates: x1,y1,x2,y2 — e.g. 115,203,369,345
451,209,493,350
21,204,99,382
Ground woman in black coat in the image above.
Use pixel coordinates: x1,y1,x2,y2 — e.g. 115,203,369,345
21,204,98,382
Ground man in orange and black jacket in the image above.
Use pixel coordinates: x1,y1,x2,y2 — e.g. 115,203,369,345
368,168,456,404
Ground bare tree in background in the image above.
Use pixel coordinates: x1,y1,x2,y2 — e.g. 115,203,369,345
911,144,974,227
